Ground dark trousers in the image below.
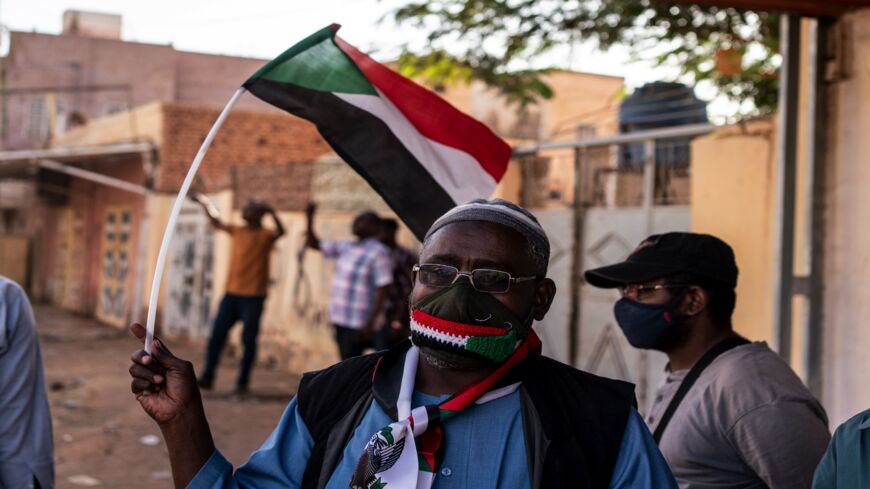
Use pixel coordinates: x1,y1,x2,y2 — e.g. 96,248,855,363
201,294,265,388
333,324,366,360
333,323,394,360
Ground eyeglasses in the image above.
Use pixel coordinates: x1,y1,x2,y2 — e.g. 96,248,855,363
619,283,692,299
413,263,538,294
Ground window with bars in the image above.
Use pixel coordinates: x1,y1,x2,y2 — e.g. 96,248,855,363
27,97,50,141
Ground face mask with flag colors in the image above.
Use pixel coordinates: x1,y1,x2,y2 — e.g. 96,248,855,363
409,279,534,364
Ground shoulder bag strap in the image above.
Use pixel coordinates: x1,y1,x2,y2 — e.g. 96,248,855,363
652,336,750,444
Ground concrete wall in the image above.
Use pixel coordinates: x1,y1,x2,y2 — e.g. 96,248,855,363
821,7,870,427
439,71,624,208
439,70,622,141
690,119,778,345
53,101,165,147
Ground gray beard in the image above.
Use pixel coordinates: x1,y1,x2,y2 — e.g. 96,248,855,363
417,345,492,371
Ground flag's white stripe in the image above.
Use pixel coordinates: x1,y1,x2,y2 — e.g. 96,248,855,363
417,472,435,489
410,317,470,348
335,91,497,204
476,382,521,405
397,347,419,419
411,406,430,436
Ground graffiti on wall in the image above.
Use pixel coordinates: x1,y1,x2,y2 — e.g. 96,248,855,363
162,204,215,341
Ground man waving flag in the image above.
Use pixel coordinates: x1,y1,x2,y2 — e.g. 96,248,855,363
243,24,511,239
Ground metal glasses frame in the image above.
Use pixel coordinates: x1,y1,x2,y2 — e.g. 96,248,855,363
412,263,537,294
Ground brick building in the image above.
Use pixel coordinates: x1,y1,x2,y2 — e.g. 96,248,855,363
0,10,273,152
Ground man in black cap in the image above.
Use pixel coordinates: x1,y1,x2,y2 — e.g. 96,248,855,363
585,232,831,489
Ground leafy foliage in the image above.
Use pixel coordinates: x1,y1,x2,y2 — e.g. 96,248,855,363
391,0,780,116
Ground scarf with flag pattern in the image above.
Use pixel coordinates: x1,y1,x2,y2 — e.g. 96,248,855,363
349,331,542,489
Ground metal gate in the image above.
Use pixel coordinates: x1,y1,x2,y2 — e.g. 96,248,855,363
535,207,689,412
162,203,215,340
519,124,711,414
579,207,689,411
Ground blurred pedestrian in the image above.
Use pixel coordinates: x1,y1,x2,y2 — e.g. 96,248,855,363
813,408,870,488
585,232,831,489
0,275,53,489
304,203,392,360
375,217,418,350
193,195,285,393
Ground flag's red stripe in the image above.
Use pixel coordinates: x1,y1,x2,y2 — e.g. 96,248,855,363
418,428,440,471
333,36,510,183
439,332,541,412
412,310,509,337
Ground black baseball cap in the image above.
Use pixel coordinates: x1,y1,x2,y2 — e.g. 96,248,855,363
584,232,738,289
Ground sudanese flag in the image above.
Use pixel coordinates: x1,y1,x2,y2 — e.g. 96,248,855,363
243,24,511,240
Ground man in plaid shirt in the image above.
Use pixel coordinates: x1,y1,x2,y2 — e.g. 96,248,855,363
376,218,418,349
305,204,393,360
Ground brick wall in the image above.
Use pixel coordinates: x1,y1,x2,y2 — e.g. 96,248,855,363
156,103,331,210
173,51,276,112
232,162,316,211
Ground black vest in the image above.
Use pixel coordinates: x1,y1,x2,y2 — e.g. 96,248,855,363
297,341,635,489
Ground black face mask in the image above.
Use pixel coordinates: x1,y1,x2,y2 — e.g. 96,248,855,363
613,290,689,350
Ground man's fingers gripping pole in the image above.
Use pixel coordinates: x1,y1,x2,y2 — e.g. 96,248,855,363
143,87,246,354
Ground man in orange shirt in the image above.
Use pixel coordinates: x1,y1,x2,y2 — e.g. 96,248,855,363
192,195,285,393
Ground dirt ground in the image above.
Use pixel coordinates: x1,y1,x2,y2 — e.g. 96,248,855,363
36,305,303,489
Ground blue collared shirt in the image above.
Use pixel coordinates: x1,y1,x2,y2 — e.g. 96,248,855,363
813,408,870,489
190,390,677,488
0,276,54,489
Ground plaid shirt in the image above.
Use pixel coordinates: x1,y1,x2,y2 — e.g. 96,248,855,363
321,238,393,329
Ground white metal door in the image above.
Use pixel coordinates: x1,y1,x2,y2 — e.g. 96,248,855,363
162,204,215,340
580,206,690,412
533,206,689,414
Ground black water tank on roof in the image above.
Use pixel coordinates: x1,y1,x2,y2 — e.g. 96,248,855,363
619,82,708,169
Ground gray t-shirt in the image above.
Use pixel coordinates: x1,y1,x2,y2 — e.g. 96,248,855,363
647,342,830,489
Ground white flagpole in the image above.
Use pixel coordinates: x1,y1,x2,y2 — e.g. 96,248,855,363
143,87,247,355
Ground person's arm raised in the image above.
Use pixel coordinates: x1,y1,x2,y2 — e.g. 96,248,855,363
191,192,231,233
304,202,320,250
266,204,286,240
129,323,215,488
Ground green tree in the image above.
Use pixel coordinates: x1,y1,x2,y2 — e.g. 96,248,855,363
392,0,780,117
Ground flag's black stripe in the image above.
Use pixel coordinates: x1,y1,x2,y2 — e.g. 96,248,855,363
245,78,457,240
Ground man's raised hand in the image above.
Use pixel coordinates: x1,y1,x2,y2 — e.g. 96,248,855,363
128,323,217,488
129,323,201,425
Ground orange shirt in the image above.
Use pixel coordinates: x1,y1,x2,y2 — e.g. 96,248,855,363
224,226,277,297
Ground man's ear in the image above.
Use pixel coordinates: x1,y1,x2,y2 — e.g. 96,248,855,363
683,286,708,316
532,278,557,321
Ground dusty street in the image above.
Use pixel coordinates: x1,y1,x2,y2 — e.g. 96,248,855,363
37,305,303,488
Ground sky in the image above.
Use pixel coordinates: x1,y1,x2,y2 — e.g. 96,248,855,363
0,0,726,118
